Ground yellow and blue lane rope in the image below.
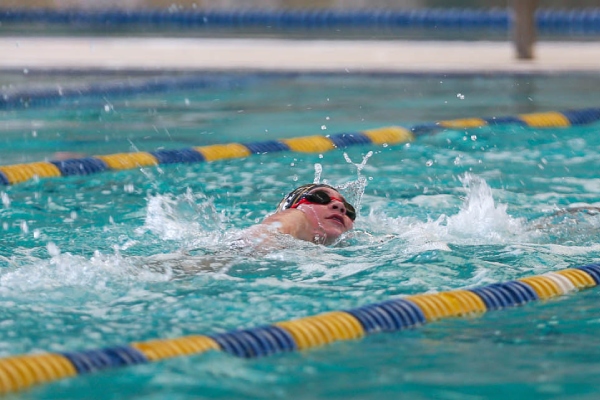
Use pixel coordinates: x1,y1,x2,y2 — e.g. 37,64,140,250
0,263,598,394
1,107,599,186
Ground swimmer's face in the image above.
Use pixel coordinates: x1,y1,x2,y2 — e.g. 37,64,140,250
294,187,355,244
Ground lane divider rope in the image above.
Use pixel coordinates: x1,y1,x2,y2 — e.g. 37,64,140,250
1,8,600,34
1,107,600,187
0,73,260,110
0,263,598,394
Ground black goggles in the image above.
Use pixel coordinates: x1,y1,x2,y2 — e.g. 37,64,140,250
292,190,356,221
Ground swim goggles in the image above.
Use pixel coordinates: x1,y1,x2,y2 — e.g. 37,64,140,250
290,189,356,221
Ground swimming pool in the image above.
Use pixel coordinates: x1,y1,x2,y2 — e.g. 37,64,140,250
1,72,600,399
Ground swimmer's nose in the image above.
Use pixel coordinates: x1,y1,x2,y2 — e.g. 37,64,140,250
329,199,346,215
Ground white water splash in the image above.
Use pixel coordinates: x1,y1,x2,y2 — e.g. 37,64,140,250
363,173,529,248
309,152,373,220
445,173,527,242
0,247,171,299
338,151,374,216
137,188,226,247
343,150,373,174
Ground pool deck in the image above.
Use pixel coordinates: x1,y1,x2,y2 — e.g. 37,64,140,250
0,37,598,74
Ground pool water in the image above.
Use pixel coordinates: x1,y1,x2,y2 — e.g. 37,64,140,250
1,72,600,399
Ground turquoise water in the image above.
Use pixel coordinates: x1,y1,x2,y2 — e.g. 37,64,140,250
1,73,600,399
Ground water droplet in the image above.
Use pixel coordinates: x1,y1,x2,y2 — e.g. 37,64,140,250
426,160,434,167
313,163,322,183
456,93,465,100
20,221,29,234
321,125,327,130
33,229,41,239
1,192,10,207
471,135,477,141
47,242,60,257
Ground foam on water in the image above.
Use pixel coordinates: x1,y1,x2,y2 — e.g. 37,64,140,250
0,171,537,300
0,189,233,298
0,249,171,309
137,188,228,248
362,173,530,249
1,166,596,305
445,173,528,243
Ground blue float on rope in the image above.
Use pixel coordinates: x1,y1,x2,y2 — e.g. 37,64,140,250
50,157,109,176
329,132,372,148
150,148,206,164
61,346,147,374
578,263,600,284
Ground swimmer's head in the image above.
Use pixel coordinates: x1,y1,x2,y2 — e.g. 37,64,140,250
276,183,356,244
277,183,356,221
278,183,334,212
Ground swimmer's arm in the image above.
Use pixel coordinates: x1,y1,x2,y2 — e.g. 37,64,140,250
239,209,313,248
259,209,313,242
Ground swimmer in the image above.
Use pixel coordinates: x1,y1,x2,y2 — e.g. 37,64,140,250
246,183,356,246
147,184,356,277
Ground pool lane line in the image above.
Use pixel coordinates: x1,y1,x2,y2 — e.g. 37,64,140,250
0,263,598,395
0,72,590,111
2,8,600,34
0,72,269,110
1,107,600,187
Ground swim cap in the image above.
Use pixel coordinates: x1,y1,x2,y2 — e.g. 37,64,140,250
277,183,337,212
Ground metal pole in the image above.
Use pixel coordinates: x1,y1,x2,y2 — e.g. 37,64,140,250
511,0,539,59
